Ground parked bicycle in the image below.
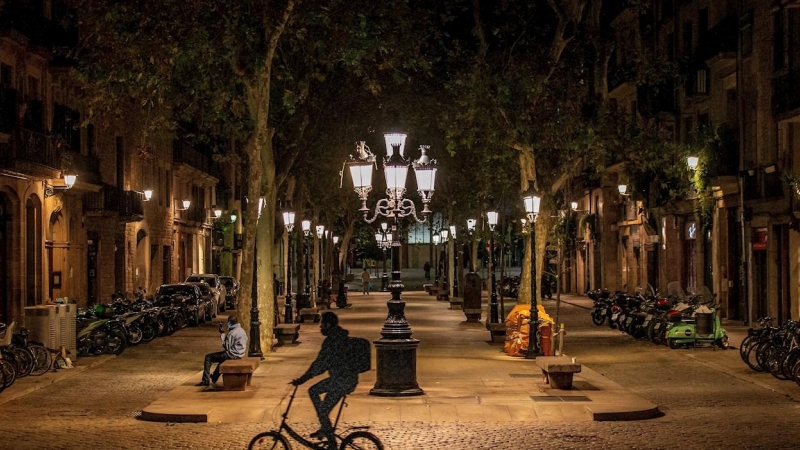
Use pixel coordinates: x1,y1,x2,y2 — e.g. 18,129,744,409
248,384,383,450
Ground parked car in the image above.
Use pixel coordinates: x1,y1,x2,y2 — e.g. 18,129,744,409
185,281,217,321
185,273,227,313
219,276,239,309
154,283,207,326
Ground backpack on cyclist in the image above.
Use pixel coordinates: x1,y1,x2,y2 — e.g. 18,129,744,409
347,337,371,373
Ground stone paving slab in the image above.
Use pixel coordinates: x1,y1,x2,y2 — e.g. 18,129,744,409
141,291,660,424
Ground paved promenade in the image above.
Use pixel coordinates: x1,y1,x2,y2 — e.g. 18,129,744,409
140,289,658,424
2,270,800,449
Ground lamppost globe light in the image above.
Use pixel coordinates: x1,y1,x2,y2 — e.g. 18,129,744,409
214,208,223,219
618,184,628,195
230,212,237,223
467,218,476,233
523,194,541,221
381,222,388,232
282,210,295,231
449,225,456,239
571,201,579,211
487,211,499,231
386,232,393,243
333,236,339,245
182,199,191,210
433,233,440,245
441,228,449,242
383,132,407,158
687,156,700,171
316,225,325,239
301,220,311,236
143,189,153,202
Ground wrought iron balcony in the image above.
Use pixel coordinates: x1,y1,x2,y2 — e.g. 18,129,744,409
774,69,800,117
84,185,144,223
173,140,216,177
0,129,61,177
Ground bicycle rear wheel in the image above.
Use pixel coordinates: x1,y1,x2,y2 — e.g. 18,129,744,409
28,344,51,376
0,358,16,388
10,347,33,377
339,431,384,450
247,431,289,450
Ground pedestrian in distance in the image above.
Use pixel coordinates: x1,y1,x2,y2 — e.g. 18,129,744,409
423,261,431,281
291,312,365,446
361,268,371,295
195,315,248,388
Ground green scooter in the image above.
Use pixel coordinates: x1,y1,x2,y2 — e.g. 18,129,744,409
666,304,730,349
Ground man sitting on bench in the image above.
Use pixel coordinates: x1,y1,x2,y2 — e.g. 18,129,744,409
196,315,248,388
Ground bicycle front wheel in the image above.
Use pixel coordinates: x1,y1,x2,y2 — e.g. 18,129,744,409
247,431,290,450
340,431,384,450
28,344,51,376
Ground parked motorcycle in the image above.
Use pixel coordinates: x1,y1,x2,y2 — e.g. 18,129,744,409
665,286,729,349
77,319,127,356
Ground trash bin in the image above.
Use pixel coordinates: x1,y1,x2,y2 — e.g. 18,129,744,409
380,273,389,291
695,313,713,336
463,272,482,322
539,323,553,356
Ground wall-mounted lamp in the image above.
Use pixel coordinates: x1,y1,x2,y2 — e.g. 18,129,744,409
143,189,153,201
213,207,223,219
687,156,699,171
230,212,238,223
333,235,340,245
316,225,325,239
44,174,77,198
182,199,191,210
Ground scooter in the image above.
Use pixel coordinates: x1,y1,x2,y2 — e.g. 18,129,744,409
666,303,729,349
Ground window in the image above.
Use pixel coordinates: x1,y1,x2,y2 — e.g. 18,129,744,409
0,64,11,87
775,10,786,71
741,15,753,56
682,21,693,55
698,8,708,44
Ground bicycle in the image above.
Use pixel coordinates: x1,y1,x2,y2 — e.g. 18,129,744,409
248,385,383,450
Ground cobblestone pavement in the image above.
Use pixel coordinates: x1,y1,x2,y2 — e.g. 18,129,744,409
2,291,800,449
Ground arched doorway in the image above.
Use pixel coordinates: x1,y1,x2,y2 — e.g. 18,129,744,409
0,193,10,323
47,209,66,302
135,229,149,293
25,195,43,306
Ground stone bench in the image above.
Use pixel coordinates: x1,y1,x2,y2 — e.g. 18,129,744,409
423,284,433,294
219,357,261,391
274,323,300,345
437,291,450,301
464,308,482,323
316,296,331,310
449,297,463,310
485,322,506,343
535,356,582,390
298,307,320,323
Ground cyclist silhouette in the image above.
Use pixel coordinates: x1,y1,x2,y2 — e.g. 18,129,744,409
292,312,360,447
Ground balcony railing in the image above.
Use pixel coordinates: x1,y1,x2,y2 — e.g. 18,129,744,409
0,88,17,134
697,13,738,62
774,69,800,116
173,140,215,176
84,185,144,222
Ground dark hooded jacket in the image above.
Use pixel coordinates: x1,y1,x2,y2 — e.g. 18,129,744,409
297,325,359,388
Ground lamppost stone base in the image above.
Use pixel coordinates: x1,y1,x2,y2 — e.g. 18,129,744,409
370,337,424,397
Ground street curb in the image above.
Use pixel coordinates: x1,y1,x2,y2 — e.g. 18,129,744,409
139,410,208,423
0,354,116,406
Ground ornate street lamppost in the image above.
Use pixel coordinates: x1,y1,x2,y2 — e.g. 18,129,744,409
282,210,295,324
487,211,499,323
344,133,436,397
249,197,266,358
467,218,476,272
450,225,458,297
375,223,392,291
316,225,325,299
523,193,542,359
432,232,441,283
441,228,449,295
301,220,312,294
